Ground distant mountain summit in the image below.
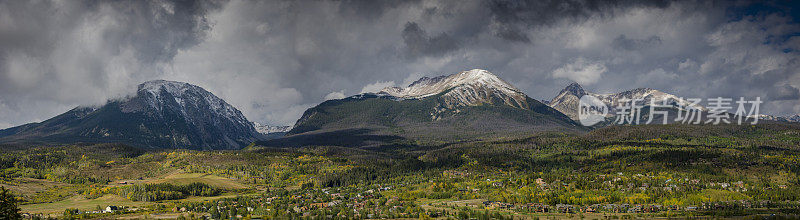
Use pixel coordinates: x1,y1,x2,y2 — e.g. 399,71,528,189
375,69,554,120
253,122,292,134
379,69,531,110
266,69,581,148
548,83,588,120
548,83,798,125
560,83,588,97
756,114,800,123
548,82,705,121
0,80,261,149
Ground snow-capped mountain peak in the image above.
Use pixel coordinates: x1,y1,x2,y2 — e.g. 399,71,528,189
375,69,530,110
548,83,586,110
0,80,260,149
139,80,193,97
594,88,707,112
253,122,292,134
379,69,521,99
133,80,250,128
561,83,587,97
548,82,705,120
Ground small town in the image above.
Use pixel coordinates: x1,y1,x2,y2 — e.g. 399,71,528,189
13,168,797,219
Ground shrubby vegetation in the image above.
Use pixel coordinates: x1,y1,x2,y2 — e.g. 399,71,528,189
1,123,800,218
1,186,21,220
85,183,221,202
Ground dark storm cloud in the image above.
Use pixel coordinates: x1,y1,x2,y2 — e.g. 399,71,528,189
492,24,531,43
421,7,439,21
483,0,674,43
0,0,221,127
611,35,662,50
1,0,799,128
486,0,672,24
768,84,800,101
402,22,460,59
335,0,421,20
0,0,217,67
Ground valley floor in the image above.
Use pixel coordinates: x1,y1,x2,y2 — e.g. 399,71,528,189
2,124,800,219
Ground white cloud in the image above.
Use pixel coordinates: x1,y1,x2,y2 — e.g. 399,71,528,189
551,58,607,85
324,90,347,100
360,81,396,94
5,53,45,89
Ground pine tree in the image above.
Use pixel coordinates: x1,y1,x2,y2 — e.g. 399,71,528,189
0,187,22,220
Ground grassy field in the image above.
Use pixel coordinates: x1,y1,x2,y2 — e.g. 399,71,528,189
15,171,251,215
20,194,150,215
0,178,82,204
19,192,255,215
0,178,71,198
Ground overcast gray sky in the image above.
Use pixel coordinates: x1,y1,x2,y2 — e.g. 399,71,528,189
1,0,799,128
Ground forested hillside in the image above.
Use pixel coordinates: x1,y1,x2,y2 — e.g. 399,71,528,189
3,123,799,218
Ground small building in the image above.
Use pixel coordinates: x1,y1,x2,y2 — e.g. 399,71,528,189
104,206,120,213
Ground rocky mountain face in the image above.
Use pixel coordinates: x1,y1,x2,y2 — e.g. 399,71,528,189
379,69,531,109
790,115,800,122
547,83,587,120
548,83,705,121
0,80,261,149
268,69,581,148
377,69,557,120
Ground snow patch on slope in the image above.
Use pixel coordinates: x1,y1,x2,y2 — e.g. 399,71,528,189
754,114,800,122
253,122,292,134
379,69,521,99
137,80,252,128
372,69,531,111
548,83,707,120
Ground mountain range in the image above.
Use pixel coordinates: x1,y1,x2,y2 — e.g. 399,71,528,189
756,114,800,123
547,82,799,124
0,80,261,150
260,69,582,148
0,70,797,150
547,83,706,122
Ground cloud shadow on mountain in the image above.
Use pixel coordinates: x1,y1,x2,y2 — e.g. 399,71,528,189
254,128,406,148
